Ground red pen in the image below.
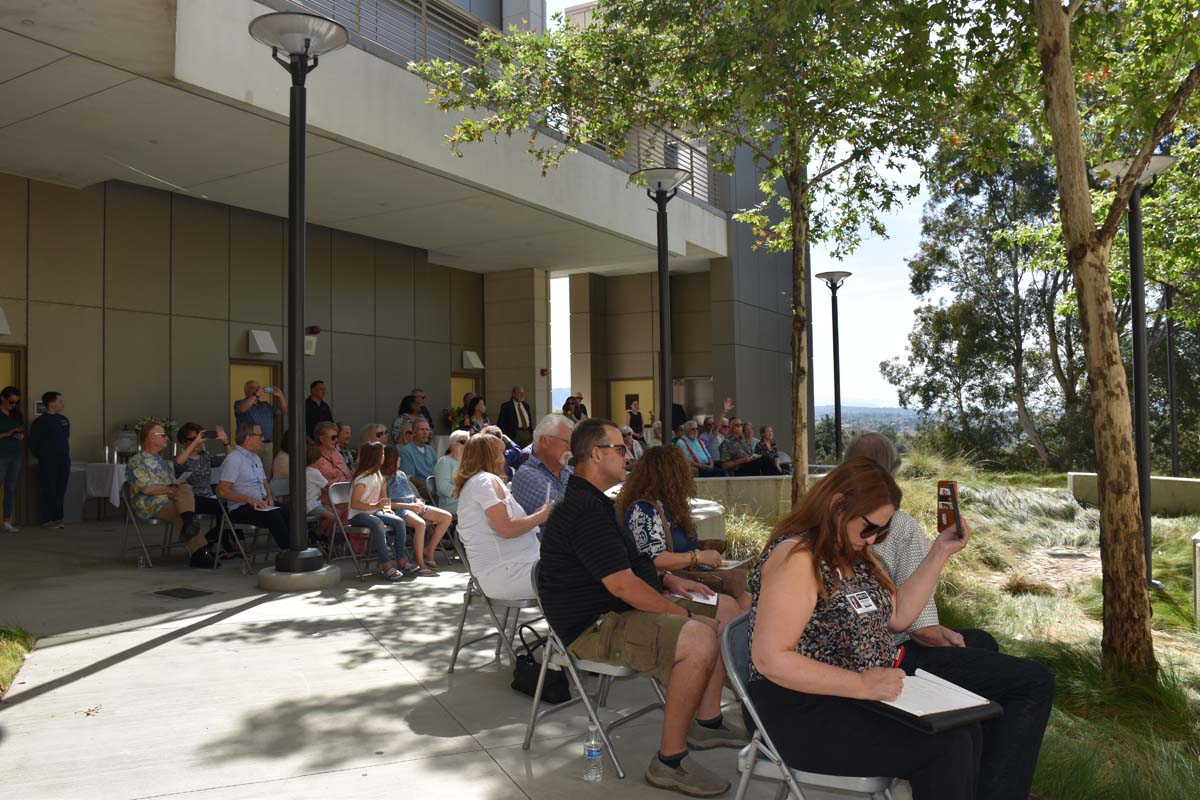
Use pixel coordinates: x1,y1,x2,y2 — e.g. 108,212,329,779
891,645,906,668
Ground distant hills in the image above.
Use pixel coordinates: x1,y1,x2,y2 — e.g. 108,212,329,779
815,405,919,432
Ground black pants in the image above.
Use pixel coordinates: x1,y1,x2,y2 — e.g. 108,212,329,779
39,457,70,523
227,503,291,550
901,628,1055,800
749,678,983,799
731,456,781,476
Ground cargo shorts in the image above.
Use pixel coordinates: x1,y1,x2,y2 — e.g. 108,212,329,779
566,597,716,685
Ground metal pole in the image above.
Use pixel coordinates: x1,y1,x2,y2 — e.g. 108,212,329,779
277,54,323,574
1129,185,1156,588
1165,284,1181,477
830,283,843,460
653,189,674,445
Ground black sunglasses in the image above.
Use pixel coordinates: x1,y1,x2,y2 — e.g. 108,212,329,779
860,515,892,543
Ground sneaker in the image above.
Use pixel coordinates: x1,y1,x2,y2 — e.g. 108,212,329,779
54,520,65,529
2,521,17,533
644,754,729,797
686,716,750,750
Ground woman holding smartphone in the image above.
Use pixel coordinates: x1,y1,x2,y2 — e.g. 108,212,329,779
747,458,978,799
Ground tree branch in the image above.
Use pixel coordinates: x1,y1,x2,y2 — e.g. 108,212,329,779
809,152,859,185
1099,61,1200,243
1067,0,1086,21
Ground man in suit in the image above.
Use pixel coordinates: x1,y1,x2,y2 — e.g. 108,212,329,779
497,385,534,448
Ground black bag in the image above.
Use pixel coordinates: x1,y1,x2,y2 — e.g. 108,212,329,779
511,624,571,704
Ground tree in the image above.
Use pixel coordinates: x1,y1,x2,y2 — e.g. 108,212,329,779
412,0,969,503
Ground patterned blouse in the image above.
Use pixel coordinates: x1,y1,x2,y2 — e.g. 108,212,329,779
753,439,779,459
747,534,895,684
126,451,174,520
175,451,216,498
625,499,695,559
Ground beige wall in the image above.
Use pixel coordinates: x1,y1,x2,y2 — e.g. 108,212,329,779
484,268,549,421
0,172,484,461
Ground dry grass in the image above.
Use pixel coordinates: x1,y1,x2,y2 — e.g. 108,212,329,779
0,626,35,697
1005,572,1058,596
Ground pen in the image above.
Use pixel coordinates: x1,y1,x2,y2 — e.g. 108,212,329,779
891,645,905,669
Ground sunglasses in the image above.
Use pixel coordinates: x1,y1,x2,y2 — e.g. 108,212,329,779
596,443,628,456
860,514,892,543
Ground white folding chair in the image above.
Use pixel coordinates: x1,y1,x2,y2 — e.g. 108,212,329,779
120,481,163,567
447,529,538,673
720,612,897,800
522,562,667,779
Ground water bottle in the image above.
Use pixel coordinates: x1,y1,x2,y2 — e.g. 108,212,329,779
583,723,603,783
136,555,145,569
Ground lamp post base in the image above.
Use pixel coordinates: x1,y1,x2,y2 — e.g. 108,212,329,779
257,562,341,592
274,546,325,573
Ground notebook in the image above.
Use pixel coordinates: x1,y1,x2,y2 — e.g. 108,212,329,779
868,669,1003,733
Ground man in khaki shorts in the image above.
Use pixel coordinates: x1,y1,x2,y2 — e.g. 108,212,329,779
538,419,746,797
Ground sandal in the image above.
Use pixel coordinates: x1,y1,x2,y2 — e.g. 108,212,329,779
384,567,406,582
397,560,421,574
416,567,438,577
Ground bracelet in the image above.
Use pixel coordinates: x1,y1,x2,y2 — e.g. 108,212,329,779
689,550,699,567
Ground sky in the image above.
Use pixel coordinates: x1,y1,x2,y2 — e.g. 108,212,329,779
543,0,925,407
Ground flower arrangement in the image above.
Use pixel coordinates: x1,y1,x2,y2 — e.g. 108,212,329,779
444,407,468,431
135,415,177,438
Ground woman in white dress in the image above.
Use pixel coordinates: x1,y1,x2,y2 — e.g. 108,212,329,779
453,433,552,599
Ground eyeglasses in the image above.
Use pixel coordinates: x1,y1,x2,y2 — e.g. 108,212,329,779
860,514,893,543
545,434,570,445
246,432,263,439
375,431,387,438
596,443,628,456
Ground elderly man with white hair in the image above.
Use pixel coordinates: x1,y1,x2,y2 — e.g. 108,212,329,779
511,414,575,530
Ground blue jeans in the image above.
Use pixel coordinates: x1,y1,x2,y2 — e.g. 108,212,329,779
348,512,407,566
0,455,20,519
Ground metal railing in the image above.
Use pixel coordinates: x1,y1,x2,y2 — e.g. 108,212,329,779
286,0,727,210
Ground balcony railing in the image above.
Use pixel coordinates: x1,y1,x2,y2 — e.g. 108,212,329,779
286,0,727,210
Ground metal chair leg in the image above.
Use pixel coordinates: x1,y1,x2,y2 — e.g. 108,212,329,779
447,584,475,674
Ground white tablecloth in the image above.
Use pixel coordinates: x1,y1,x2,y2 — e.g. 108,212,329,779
84,463,125,507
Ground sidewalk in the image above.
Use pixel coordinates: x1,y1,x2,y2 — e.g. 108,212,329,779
0,521,800,800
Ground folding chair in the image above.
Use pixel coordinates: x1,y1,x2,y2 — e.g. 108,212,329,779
522,562,667,779
325,481,373,582
120,481,163,567
447,529,539,673
720,612,897,800
423,474,457,565
269,476,289,500
212,499,261,575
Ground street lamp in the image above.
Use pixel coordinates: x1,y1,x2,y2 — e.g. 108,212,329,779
1092,153,1176,589
633,167,692,439
815,271,851,460
249,12,348,574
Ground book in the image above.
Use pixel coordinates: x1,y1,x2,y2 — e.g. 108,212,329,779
868,669,1003,734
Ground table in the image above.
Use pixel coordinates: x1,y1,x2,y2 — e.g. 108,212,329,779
85,462,125,508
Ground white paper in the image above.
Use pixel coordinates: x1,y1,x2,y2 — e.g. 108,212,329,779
176,471,191,484
880,670,989,717
675,591,718,606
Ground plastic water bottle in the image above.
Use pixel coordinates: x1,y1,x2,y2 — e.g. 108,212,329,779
583,723,603,783
136,555,145,569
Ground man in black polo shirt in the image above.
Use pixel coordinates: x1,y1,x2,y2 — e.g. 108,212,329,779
304,380,333,442
539,418,745,797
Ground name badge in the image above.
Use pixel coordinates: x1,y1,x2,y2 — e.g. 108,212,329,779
847,590,878,615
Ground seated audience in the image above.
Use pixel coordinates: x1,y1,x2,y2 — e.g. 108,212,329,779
705,398,735,462
434,429,469,514
646,419,663,447
382,445,452,575
303,446,335,539
454,433,551,599
272,429,292,479
412,387,435,428
844,433,1055,800
498,385,534,447
539,419,746,796
675,420,724,477
620,426,645,466
360,422,389,448
753,424,786,473
347,441,419,581
335,421,356,473
562,395,581,421
128,423,210,567
511,415,574,526
741,418,759,450
481,423,526,478
311,421,352,512
719,418,781,476
748,458,981,799
400,419,438,499
618,446,749,613
174,422,232,525
390,395,420,445
216,423,291,549
463,396,490,434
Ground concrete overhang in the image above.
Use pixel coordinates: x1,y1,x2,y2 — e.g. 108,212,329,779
0,0,728,275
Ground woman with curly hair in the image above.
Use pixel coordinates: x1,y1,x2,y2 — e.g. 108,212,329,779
617,445,751,613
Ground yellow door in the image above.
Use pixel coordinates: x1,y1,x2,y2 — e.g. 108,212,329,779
609,378,655,429
0,350,21,521
229,363,275,434
451,375,480,412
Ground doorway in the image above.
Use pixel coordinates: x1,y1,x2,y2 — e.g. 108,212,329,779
0,347,28,523
228,361,280,436
609,378,655,430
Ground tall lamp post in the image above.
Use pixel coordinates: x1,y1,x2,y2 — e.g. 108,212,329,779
250,12,348,574
1093,154,1176,589
815,271,851,460
633,167,692,441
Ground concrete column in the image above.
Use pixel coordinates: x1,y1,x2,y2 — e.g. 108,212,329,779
484,268,550,420
502,0,546,33
568,272,608,419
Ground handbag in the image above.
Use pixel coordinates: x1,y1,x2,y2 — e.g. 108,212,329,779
511,624,571,704
657,501,747,598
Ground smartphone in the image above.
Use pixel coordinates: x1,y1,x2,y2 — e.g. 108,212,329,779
262,387,274,395
937,480,964,538
201,430,219,440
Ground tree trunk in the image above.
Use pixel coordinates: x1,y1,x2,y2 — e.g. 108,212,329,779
789,181,810,506
1033,0,1157,680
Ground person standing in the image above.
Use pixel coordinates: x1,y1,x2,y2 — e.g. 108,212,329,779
233,380,287,475
304,380,333,442
497,386,534,448
0,386,25,531
29,391,70,528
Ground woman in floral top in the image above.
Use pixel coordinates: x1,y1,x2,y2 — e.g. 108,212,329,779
127,423,210,566
746,458,975,799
